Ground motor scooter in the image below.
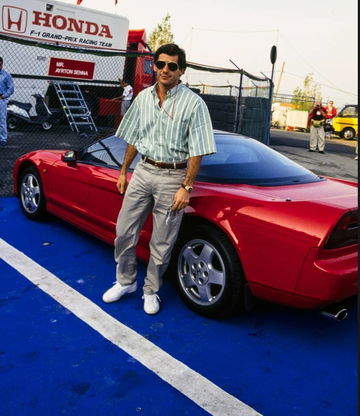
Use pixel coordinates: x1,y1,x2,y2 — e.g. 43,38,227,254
7,94,61,131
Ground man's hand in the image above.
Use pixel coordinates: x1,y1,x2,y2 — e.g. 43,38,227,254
116,173,128,194
172,187,190,211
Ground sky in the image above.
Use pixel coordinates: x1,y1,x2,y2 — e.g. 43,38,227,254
61,0,358,108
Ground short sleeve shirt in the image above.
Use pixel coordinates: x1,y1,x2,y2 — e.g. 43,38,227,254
115,82,216,162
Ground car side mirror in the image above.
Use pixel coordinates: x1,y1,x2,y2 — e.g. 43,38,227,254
63,150,78,163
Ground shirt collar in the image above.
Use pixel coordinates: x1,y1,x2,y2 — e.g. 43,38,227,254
151,81,183,97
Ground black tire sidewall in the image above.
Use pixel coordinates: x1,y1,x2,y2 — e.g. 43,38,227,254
173,223,245,318
7,116,18,130
343,128,355,140
19,167,47,220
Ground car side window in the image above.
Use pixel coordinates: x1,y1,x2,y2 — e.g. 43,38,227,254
340,106,358,117
79,136,140,170
80,137,122,167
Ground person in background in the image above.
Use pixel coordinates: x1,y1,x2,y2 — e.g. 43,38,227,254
113,79,133,117
0,57,14,146
102,43,216,315
324,100,337,138
308,99,326,153
355,139,358,160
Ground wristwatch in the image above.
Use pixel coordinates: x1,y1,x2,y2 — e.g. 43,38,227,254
181,184,193,193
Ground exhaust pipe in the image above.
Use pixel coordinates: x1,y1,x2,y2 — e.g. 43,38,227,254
321,305,348,321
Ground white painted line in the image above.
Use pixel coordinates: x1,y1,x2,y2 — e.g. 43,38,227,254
0,237,262,416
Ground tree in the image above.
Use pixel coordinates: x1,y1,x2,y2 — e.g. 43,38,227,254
291,73,321,111
148,14,174,52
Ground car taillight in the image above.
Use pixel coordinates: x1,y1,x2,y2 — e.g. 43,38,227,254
324,210,358,249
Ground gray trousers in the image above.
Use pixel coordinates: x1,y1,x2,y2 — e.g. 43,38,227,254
114,159,185,294
310,125,325,151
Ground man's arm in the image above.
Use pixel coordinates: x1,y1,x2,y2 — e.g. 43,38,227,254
117,144,138,194
172,155,203,211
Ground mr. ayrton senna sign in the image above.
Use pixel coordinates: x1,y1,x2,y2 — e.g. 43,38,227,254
0,0,129,51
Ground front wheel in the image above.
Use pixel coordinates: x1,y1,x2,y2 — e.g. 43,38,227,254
342,128,355,140
173,224,245,318
19,167,47,220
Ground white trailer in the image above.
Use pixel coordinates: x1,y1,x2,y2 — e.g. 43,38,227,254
0,0,129,106
272,103,308,132
285,110,309,131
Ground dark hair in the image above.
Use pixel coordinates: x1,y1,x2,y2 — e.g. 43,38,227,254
0,57,3,62
154,43,186,69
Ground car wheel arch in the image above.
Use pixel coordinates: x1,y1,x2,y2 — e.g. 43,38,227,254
16,161,39,195
341,127,356,140
18,165,48,221
171,214,249,317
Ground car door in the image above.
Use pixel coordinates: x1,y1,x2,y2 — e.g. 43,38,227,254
77,136,141,243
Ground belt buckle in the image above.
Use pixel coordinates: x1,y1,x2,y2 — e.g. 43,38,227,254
154,160,161,168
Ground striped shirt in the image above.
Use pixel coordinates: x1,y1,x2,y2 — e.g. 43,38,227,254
115,82,216,162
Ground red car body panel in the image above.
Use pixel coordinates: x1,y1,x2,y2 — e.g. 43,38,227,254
13,148,358,310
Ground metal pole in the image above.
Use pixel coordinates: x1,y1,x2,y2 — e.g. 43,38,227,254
265,45,277,145
229,59,243,134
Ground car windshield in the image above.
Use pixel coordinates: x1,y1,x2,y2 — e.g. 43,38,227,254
197,134,323,186
79,134,323,186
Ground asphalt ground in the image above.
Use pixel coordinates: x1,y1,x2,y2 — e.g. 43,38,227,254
0,128,358,416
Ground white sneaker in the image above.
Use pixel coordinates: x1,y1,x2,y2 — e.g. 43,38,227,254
142,294,161,314
102,281,137,303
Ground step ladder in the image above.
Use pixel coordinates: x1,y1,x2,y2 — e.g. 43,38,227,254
53,82,97,133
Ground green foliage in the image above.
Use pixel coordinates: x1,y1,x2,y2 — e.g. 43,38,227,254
148,14,174,52
291,73,321,111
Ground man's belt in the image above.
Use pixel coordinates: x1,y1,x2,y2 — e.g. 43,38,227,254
141,156,187,169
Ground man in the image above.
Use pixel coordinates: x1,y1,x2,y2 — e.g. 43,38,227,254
308,99,326,153
120,80,133,117
0,57,14,146
324,100,337,138
102,43,216,314
113,79,133,117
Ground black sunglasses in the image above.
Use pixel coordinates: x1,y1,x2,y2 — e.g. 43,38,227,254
155,60,179,71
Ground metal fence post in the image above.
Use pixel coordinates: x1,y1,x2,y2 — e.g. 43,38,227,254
263,45,277,145
229,60,243,134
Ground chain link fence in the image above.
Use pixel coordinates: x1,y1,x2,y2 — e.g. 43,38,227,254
0,34,154,195
185,62,271,143
0,35,272,196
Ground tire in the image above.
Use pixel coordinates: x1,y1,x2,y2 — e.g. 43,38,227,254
341,127,355,140
19,167,47,220
42,121,53,131
173,224,245,318
7,116,18,131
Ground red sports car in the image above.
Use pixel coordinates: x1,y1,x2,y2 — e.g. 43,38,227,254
13,132,358,318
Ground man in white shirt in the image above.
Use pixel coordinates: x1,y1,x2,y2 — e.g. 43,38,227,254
119,79,133,117
102,43,215,315
112,79,134,117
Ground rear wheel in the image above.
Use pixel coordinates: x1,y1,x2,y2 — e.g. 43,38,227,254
173,224,245,318
7,116,18,131
19,167,47,220
342,127,355,140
